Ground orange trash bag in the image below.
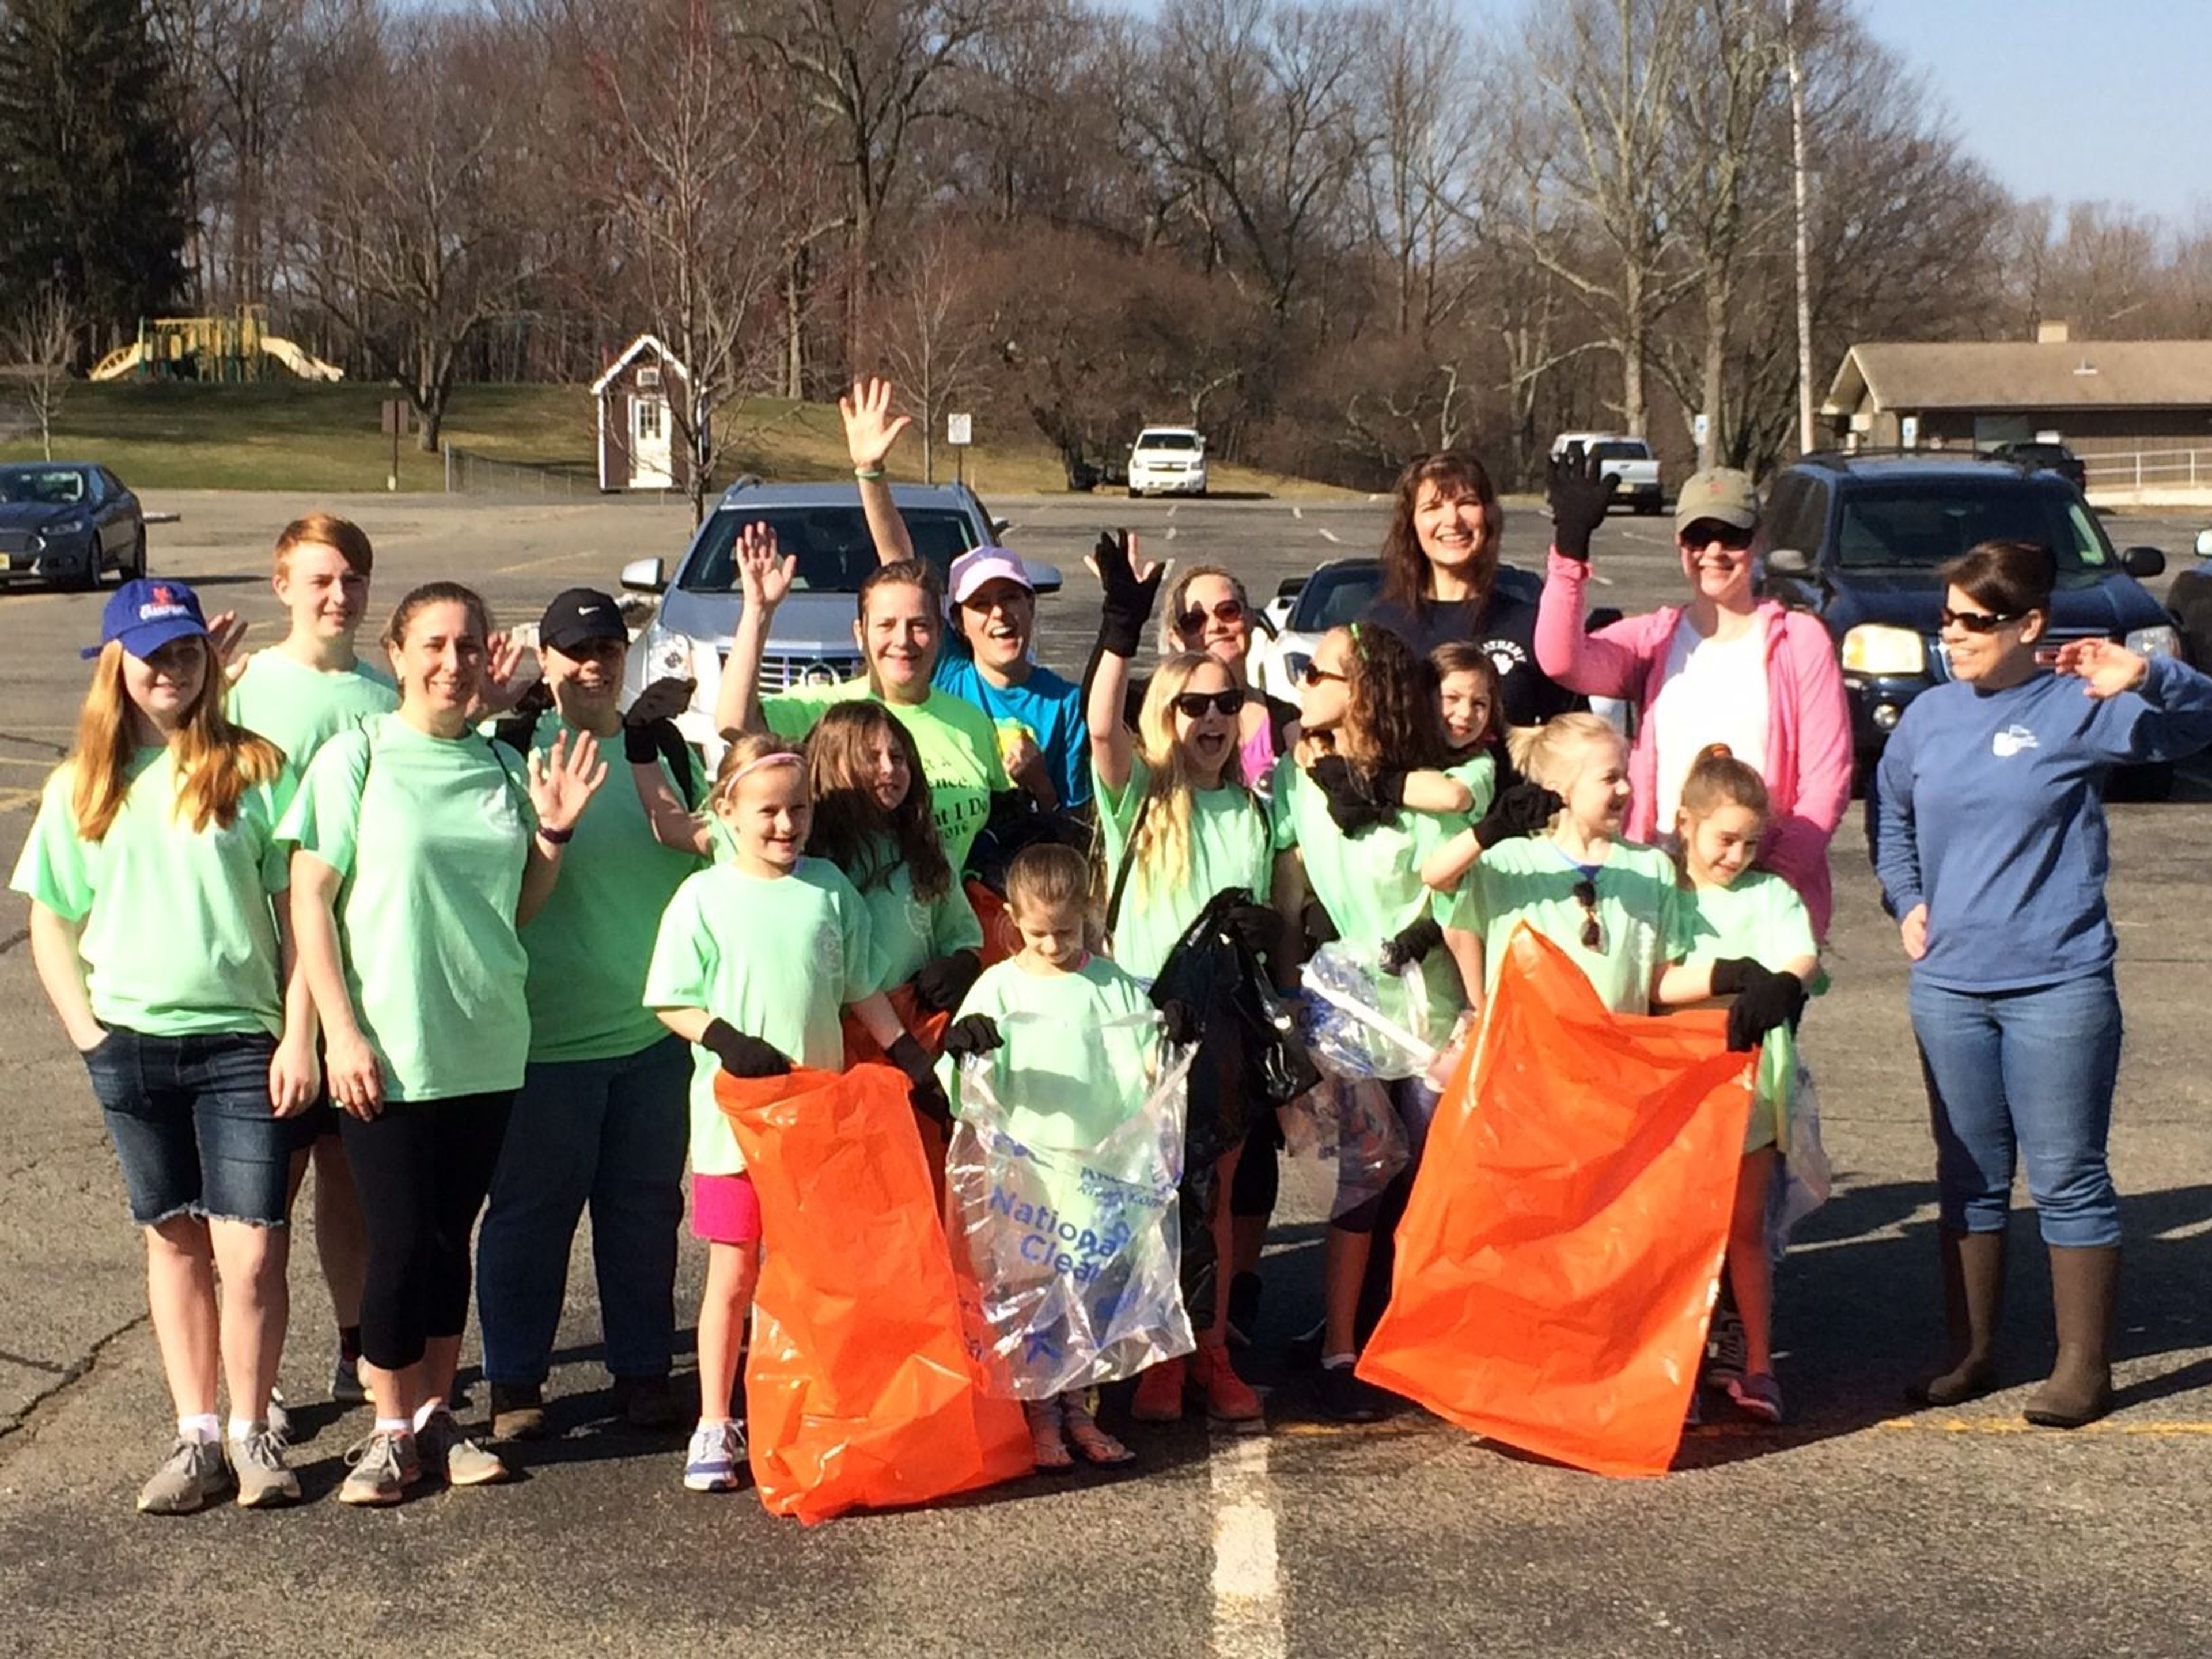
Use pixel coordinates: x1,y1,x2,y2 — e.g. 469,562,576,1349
1356,925,1754,1479
717,1062,1033,1522
842,982,955,1200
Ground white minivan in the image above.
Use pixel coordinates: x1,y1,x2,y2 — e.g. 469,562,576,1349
1128,426,1209,497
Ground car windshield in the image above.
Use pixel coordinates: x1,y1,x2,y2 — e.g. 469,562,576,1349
1290,565,1381,632
0,468,85,506
1834,481,2112,570
681,506,978,592
1137,433,1199,451
1591,441,1650,461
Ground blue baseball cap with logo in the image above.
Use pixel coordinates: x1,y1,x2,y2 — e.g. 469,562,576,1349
83,577,210,660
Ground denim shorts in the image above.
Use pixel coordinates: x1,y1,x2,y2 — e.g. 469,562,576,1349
84,1028,298,1228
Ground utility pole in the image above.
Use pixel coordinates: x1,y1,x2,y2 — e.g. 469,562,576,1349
1787,0,1817,457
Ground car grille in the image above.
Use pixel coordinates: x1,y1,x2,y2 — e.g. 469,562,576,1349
1932,626,2105,678
0,531,35,556
718,648,861,692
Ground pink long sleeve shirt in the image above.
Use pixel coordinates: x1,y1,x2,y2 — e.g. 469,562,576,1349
1534,549,1855,939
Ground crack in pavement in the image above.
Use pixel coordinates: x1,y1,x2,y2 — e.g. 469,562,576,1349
0,729,69,759
0,1313,150,1449
0,927,28,958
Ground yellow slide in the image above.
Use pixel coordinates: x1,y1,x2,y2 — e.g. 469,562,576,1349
259,336,343,382
89,343,150,382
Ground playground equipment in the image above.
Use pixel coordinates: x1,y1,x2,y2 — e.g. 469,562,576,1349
90,306,343,384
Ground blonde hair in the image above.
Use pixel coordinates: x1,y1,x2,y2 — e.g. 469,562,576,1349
274,514,373,579
712,733,807,809
1506,712,1625,797
1157,564,1253,657
1007,842,1093,918
1128,652,1248,902
70,638,284,842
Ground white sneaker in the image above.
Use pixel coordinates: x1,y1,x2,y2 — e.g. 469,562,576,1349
682,1421,746,1493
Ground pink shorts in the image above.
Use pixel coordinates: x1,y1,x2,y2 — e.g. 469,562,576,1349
690,1172,763,1244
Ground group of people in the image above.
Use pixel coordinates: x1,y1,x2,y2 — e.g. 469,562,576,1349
17,378,2205,1517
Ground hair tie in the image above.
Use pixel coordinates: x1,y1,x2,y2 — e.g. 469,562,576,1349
717,751,804,798
1703,742,1733,760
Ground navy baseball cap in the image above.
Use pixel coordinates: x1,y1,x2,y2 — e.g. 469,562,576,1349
84,578,209,660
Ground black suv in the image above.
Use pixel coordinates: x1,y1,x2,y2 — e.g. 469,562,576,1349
1754,454,2179,790
1985,439,2088,493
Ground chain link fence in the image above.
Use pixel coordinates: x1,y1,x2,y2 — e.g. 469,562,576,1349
442,445,607,498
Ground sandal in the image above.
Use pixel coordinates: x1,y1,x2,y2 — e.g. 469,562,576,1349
1024,1400,1073,1472
1063,1408,1135,1467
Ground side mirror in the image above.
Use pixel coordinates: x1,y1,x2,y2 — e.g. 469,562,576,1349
620,556,667,594
991,517,1012,537
2195,529,2212,560
2122,546,2167,579
1765,547,1812,578
1274,575,1309,600
1022,559,1063,595
1251,607,1279,641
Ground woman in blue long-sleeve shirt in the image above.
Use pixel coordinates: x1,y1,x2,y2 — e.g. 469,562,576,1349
1873,538,2212,1429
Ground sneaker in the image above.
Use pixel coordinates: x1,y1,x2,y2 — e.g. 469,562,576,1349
490,1382,548,1442
683,1421,747,1493
1130,1356,1187,1423
1706,1301,1747,1389
1225,1272,1263,1349
421,1410,509,1486
265,1387,293,1447
136,1438,232,1514
1315,1363,1384,1424
331,1351,368,1407
338,1429,421,1507
1190,1342,1266,1432
612,1374,688,1433
1726,1371,1785,1425
232,1428,301,1509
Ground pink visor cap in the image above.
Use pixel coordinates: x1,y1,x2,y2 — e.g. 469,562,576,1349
949,546,1033,605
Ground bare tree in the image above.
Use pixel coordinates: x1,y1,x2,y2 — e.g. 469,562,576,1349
1356,0,1483,338
6,283,79,459
876,222,993,480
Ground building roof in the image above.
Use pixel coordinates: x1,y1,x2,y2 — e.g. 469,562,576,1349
1823,340,2212,415
589,333,690,396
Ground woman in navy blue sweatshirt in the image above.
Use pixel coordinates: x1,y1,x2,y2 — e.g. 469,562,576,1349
1873,538,2212,1429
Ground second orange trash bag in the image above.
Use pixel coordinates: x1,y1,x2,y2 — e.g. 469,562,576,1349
1356,925,1755,1479
717,1063,1032,1522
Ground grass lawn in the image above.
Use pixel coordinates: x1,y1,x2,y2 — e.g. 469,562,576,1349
0,381,1354,498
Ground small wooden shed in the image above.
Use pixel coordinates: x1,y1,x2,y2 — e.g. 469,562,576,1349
593,334,694,493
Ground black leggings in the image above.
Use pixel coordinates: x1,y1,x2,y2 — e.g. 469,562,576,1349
340,1092,514,1372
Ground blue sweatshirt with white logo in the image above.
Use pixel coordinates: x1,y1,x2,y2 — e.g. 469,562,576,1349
1871,654,2212,993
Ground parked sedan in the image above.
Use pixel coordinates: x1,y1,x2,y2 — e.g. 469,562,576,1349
0,463,147,590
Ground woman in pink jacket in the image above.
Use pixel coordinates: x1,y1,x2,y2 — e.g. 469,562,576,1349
1535,457,1854,938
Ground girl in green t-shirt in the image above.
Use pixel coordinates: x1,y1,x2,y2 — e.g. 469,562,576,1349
1431,640,1502,824
13,577,315,1514
1669,744,1820,1428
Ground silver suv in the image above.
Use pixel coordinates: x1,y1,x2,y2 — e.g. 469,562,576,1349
620,479,1061,757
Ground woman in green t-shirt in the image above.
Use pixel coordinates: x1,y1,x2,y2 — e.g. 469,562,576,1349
285,582,607,1508
13,578,317,1514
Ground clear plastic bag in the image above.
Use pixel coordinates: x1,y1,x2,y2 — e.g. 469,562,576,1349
1298,944,1436,1082
1768,1056,1832,1253
946,1014,1196,1400
1278,1062,1410,1221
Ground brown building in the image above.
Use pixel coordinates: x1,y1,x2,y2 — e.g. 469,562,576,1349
1821,324,2212,503
593,334,694,494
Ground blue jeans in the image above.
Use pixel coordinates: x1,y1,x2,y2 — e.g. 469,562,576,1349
1909,972,2123,1249
475,1036,690,1385
85,1028,294,1227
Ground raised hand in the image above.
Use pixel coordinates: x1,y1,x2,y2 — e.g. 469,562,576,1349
1086,528,1165,658
840,377,913,472
207,609,251,686
2054,637,2150,700
478,628,534,715
624,676,696,763
528,728,608,837
735,521,794,612
1547,444,1619,562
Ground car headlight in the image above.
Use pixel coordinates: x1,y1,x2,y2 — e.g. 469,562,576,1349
44,517,89,539
1840,624,1926,676
2125,624,2180,658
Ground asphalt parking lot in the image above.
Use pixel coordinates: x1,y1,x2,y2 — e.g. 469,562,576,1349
2,490,2209,1657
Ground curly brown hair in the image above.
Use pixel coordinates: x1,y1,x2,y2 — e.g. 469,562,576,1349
802,702,952,901
1379,451,1502,613
1336,623,1446,773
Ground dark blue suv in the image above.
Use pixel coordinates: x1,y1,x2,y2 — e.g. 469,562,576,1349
1754,454,2179,790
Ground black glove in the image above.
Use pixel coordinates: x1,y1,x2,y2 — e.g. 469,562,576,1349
1547,444,1620,563
887,1032,952,1125
1725,970,1806,1054
1380,917,1444,975
1222,901,1284,964
700,1018,791,1078
1472,781,1564,849
1310,755,1402,835
1093,529,1163,658
1159,999,1199,1046
941,1013,1003,1060
911,949,982,1014
1707,957,1768,998
624,676,696,764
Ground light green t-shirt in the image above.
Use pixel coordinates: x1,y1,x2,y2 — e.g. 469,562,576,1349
937,953,1161,1154
227,650,398,769
10,748,296,1037
1442,752,1499,830
279,714,536,1103
840,834,984,991
1678,870,1819,1142
1269,756,1467,1040
642,857,880,1176
1449,836,1691,1016
514,710,704,1064
1098,757,1273,982
760,678,1010,873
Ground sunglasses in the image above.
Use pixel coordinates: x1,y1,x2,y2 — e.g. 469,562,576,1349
1300,661,1347,687
1176,599,1245,634
1682,521,1755,551
1571,878,1603,952
1938,607,2025,634
1172,687,1247,719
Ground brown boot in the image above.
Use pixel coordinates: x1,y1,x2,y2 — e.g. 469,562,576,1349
2024,1244,2118,1429
1909,1229,2005,1406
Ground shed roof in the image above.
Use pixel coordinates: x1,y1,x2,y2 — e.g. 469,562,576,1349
1823,340,2212,415
590,333,690,396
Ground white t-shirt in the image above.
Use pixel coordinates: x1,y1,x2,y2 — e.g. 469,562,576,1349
1649,613,1768,832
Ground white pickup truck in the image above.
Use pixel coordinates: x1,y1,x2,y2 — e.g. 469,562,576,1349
1550,432,1663,516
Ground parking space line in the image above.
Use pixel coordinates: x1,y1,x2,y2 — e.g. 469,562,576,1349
1165,525,1179,542
1209,1435,1286,1659
493,549,604,576
1316,528,1340,544
0,786,43,815
1291,506,1304,520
